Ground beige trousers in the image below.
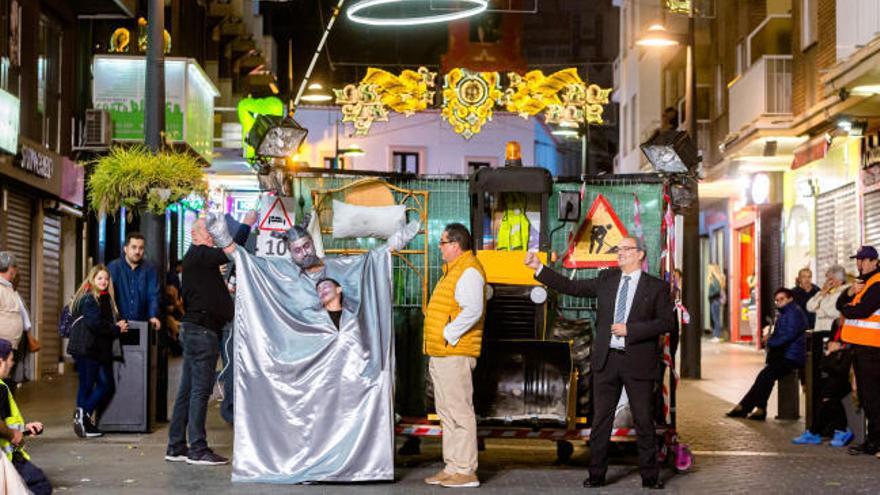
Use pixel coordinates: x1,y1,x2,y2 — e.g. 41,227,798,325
429,355,478,475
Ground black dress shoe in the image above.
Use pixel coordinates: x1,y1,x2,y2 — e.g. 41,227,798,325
583,475,606,487
726,405,748,418
746,409,766,421
847,442,879,455
642,478,665,489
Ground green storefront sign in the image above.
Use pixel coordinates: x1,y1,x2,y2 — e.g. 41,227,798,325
92,56,219,162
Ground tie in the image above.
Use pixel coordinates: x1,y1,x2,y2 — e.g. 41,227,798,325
615,275,631,324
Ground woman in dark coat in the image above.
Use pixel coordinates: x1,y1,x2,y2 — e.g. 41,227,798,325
68,264,128,438
726,287,808,420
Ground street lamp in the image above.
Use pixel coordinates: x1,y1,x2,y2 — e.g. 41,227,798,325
636,23,681,47
637,4,703,380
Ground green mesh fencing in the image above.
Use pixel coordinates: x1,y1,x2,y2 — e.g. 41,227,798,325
296,174,470,309
294,173,664,316
548,178,665,320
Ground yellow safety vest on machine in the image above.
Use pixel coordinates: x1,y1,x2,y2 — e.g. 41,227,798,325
841,272,880,348
0,379,29,461
423,251,486,357
496,194,530,251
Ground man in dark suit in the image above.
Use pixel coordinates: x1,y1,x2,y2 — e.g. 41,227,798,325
525,236,675,489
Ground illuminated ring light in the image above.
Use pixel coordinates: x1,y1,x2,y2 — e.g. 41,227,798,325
347,0,488,26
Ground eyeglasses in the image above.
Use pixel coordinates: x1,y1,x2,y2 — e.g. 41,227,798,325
439,240,454,246
617,246,640,252
291,240,313,255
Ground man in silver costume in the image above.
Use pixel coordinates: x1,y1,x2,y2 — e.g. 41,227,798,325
205,212,418,484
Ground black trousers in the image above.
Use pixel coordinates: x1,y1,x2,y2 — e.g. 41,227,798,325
590,351,658,481
853,345,880,445
809,349,852,436
739,358,797,411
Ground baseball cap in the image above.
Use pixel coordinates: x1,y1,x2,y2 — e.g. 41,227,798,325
850,245,879,260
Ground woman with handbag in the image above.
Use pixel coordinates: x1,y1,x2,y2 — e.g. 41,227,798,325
67,265,128,438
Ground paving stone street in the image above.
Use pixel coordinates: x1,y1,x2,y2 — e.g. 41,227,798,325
11,340,879,494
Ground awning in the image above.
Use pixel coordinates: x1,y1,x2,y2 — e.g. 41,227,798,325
791,134,829,170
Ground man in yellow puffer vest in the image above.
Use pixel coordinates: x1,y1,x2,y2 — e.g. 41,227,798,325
423,223,486,489
0,338,52,494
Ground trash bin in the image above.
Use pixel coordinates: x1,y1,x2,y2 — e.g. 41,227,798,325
98,321,157,432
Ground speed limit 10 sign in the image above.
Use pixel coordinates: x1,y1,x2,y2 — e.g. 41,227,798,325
256,196,297,259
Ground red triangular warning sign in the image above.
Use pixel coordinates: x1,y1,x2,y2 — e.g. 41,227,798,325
258,197,294,232
562,194,630,268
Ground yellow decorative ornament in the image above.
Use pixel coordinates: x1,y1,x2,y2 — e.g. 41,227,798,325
665,0,691,15
363,66,436,115
545,83,612,126
334,67,436,135
504,68,583,118
110,28,131,53
441,68,503,139
334,83,389,136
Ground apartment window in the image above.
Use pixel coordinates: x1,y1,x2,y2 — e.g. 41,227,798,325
629,94,637,152
37,14,62,152
801,0,818,50
468,161,491,174
392,151,419,174
323,155,347,169
622,4,628,55
735,40,747,76
621,103,628,153
714,64,725,117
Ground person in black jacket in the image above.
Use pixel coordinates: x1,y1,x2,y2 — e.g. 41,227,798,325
525,237,675,490
165,218,234,466
727,288,808,421
69,265,128,438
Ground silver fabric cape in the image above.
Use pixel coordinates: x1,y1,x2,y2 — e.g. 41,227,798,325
230,246,395,483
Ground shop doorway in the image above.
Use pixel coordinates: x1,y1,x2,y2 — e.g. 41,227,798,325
734,222,758,343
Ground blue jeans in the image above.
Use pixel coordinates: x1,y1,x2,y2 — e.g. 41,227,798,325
168,323,220,454
710,297,723,338
76,357,114,415
218,321,234,424
13,455,52,495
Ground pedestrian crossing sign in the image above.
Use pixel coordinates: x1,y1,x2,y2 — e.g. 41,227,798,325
562,194,629,268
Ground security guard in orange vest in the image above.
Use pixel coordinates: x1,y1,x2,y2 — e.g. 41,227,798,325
837,245,880,456
0,338,52,494
422,223,485,489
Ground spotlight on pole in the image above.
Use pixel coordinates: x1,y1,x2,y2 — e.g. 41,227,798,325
640,130,700,175
246,115,309,158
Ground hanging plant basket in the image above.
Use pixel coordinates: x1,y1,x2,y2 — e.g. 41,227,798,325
87,146,207,215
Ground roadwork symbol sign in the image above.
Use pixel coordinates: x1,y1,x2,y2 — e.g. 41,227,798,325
562,194,630,269
258,197,293,232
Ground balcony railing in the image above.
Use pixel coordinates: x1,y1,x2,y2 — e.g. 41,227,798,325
728,55,792,132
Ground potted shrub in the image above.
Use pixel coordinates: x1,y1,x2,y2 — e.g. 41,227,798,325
87,145,207,216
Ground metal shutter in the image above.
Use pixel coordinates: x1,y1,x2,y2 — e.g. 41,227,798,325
40,212,62,376
758,204,784,329
815,184,858,278
864,189,880,249
3,191,33,315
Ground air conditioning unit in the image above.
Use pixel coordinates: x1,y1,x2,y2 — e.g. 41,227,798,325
84,109,112,147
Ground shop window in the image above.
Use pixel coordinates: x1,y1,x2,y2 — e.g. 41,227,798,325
38,14,62,152
392,151,419,174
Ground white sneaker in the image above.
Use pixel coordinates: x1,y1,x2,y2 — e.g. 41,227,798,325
710,337,721,343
